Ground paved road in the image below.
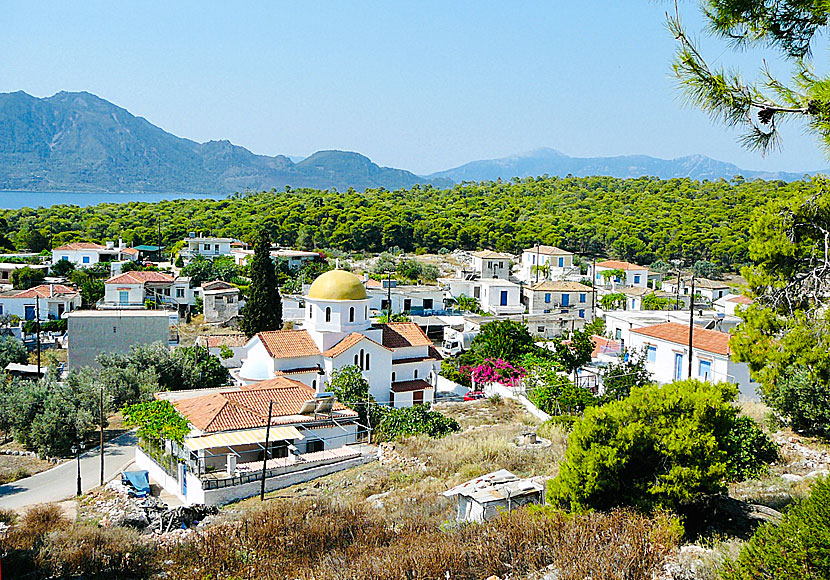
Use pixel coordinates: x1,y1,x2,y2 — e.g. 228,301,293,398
0,431,137,510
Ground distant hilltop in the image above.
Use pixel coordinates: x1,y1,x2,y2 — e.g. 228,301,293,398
0,91,823,194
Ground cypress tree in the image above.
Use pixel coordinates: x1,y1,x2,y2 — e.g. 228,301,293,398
240,229,282,337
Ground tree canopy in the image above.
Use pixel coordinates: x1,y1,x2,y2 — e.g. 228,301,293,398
239,229,282,337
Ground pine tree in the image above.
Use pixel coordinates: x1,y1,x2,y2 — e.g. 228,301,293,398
239,229,282,337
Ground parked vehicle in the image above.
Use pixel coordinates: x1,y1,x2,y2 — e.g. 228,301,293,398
463,390,485,401
441,328,478,357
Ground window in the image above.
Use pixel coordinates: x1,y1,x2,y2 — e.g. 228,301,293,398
360,349,365,369
164,288,171,296
560,309,568,314
647,345,656,363
203,244,210,251
615,328,622,340
306,440,324,453
24,305,35,320
537,325,545,333
325,307,331,322
498,262,503,269
423,298,433,310
633,274,641,284
390,391,395,407
61,256,69,261
214,244,220,252
391,372,396,382
119,291,129,305
413,390,424,405
579,293,586,303
699,360,712,381
82,256,90,264
558,257,564,267
561,293,570,306
364,306,368,318
309,306,313,319
176,288,184,298
349,307,355,322
354,354,359,365
414,369,419,379
631,299,636,308
544,293,551,303
0,305,3,315
532,255,536,264
312,379,317,390
365,353,370,370
579,309,585,318
674,353,684,380
404,299,411,311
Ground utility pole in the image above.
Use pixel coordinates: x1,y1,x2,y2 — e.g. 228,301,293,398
157,218,162,262
260,400,274,501
591,257,597,319
35,297,41,376
675,261,682,310
535,242,541,284
687,271,696,380
386,271,392,320
99,387,105,486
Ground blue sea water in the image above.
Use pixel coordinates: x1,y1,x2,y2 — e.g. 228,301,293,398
0,190,227,210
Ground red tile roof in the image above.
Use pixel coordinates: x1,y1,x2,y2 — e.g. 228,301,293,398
258,330,321,359
106,271,175,285
52,242,106,251
377,322,433,348
120,248,140,255
274,367,322,376
173,377,355,433
595,260,645,271
529,281,591,292
728,295,753,305
322,332,390,358
11,284,79,299
590,335,621,358
391,379,434,393
523,244,571,256
631,322,731,356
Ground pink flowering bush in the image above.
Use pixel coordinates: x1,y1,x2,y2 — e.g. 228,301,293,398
469,358,526,387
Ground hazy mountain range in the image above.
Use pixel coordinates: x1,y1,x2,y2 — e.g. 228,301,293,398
0,91,821,194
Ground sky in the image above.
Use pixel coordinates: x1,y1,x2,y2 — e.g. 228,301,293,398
2,1,827,175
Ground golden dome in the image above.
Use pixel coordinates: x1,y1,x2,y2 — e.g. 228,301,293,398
307,269,367,301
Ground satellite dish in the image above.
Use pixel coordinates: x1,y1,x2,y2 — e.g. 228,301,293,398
299,400,317,414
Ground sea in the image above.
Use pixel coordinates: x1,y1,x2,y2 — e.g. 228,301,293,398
0,191,227,210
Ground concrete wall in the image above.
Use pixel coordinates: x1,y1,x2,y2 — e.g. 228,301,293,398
67,312,170,369
204,291,240,323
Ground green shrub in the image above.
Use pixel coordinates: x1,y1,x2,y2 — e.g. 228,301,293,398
547,380,777,512
374,404,460,441
721,477,830,580
538,415,578,435
722,415,779,481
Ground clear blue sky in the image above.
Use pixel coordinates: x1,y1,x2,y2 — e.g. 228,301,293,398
2,1,826,174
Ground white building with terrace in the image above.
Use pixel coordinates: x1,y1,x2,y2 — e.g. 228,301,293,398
238,269,442,408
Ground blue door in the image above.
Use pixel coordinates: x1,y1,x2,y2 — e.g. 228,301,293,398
674,353,683,380
561,293,570,306
500,291,508,306
24,305,36,320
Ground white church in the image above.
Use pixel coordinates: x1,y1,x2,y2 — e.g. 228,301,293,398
238,269,442,407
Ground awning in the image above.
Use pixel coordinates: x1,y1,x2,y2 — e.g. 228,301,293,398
184,426,304,451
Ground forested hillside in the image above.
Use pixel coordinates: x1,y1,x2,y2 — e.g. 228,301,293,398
2,175,815,268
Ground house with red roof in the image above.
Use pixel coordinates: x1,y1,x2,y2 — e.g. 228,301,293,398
714,293,754,316
102,271,195,310
238,269,442,408
519,244,576,282
627,321,758,400
591,260,650,290
137,376,364,505
52,240,137,267
0,284,81,321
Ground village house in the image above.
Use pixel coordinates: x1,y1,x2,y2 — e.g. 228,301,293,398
102,271,195,311
661,277,731,303
0,263,49,288
196,334,248,367
199,280,241,324
461,312,588,340
519,244,575,282
714,293,753,316
179,235,235,262
439,277,524,316
591,260,649,289
366,283,446,316
526,280,593,318
51,240,136,267
230,247,321,269
603,309,741,351
627,321,758,400
0,284,81,321
137,377,367,505
605,287,682,311
442,469,545,523
238,270,442,408
470,250,513,280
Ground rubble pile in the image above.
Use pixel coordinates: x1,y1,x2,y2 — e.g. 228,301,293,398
377,442,427,470
89,480,218,541
773,433,830,479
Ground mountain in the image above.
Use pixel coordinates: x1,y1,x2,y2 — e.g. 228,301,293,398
428,147,821,182
0,91,451,193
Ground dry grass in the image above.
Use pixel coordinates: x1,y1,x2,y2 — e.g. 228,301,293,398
0,454,55,483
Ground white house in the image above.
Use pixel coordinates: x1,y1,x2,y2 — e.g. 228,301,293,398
0,284,81,321
137,377,364,505
180,236,235,262
662,277,731,303
519,244,575,282
592,260,649,289
230,247,321,269
102,271,195,310
238,270,442,408
439,277,524,316
527,281,593,318
52,241,134,267
442,469,545,523
0,263,49,288
470,250,512,280
200,280,241,324
366,284,445,315
628,321,758,400
714,294,753,316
